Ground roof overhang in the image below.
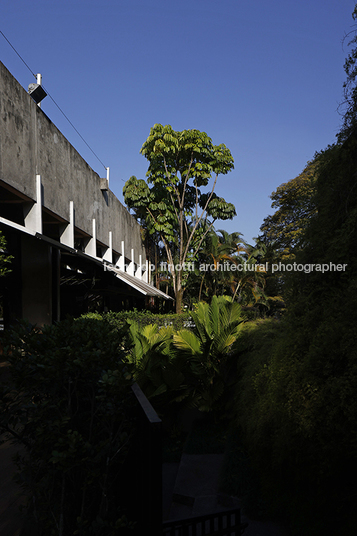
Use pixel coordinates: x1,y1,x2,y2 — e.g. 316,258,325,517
104,264,173,299
0,217,172,300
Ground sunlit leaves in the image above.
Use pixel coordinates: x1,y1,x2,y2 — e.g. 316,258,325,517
259,159,318,261
140,124,234,188
339,5,357,141
124,124,236,311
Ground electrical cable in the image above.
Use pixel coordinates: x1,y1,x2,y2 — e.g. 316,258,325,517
0,29,107,171
0,29,36,78
44,91,107,170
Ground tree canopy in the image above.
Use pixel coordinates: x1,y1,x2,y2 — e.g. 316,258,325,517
339,4,357,142
258,158,319,262
123,124,236,312
237,7,357,531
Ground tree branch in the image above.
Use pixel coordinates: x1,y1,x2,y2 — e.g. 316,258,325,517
183,173,219,264
192,219,216,259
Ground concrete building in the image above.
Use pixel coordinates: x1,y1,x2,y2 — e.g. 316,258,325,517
0,60,170,327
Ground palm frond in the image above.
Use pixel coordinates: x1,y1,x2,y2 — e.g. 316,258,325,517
173,330,202,355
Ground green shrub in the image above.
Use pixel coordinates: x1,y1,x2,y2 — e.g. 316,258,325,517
102,309,193,331
0,317,135,535
119,297,245,418
234,315,357,535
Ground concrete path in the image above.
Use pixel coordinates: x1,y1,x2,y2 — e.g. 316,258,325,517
163,453,289,535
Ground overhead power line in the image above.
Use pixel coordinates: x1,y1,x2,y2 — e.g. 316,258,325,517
0,29,36,78
44,93,107,170
0,29,107,171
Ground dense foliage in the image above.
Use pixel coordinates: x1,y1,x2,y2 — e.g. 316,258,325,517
0,317,135,535
118,296,244,416
123,124,236,312
339,4,357,142
258,158,318,262
98,309,193,331
231,9,357,531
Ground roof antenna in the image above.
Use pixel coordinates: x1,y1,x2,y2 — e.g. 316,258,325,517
28,73,47,107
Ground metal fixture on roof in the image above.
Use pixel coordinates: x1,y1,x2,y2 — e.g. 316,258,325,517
28,73,47,107
100,167,110,191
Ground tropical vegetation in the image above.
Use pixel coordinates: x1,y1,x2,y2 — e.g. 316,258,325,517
0,317,135,535
229,7,357,534
125,295,244,415
2,6,357,536
123,124,236,312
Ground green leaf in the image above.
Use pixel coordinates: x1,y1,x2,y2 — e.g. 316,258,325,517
173,330,201,355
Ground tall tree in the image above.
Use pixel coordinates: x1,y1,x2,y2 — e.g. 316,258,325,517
123,124,236,313
237,7,357,531
258,158,319,262
339,4,357,142
230,242,268,305
196,229,244,300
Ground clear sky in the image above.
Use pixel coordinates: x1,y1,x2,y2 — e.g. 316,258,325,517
1,0,356,245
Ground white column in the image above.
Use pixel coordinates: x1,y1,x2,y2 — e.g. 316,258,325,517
103,231,113,263
60,200,74,248
127,248,135,275
24,174,42,234
135,254,143,279
116,240,125,270
143,259,149,283
85,218,97,257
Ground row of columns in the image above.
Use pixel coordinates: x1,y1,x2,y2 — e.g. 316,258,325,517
22,175,149,283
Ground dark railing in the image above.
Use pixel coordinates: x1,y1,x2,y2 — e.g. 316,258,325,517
162,508,248,536
121,382,162,535
121,384,248,536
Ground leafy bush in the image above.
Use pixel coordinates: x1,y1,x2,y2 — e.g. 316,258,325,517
124,296,245,417
173,296,244,413
234,315,357,535
103,309,193,331
0,317,135,535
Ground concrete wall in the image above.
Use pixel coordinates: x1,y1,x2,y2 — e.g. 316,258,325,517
0,60,145,263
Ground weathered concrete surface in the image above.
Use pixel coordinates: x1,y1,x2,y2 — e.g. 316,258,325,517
0,60,145,262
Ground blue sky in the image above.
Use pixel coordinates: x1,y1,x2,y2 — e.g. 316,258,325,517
1,0,356,245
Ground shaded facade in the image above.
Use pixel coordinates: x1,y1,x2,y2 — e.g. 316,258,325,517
0,61,170,327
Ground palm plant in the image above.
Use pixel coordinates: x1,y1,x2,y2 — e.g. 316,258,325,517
126,321,178,398
125,320,199,420
230,242,268,309
197,229,246,300
173,295,244,412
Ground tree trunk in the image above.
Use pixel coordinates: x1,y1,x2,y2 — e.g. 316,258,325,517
175,288,184,314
